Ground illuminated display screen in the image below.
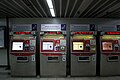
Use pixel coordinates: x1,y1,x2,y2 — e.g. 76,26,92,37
105,32,120,35
14,32,31,35
42,42,54,50
12,42,23,50
45,32,62,34
74,32,93,35
73,42,84,50
102,42,113,50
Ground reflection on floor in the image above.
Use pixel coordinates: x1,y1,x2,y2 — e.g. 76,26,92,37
1,67,120,80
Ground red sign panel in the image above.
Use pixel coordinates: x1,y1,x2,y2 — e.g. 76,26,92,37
105,32,120,35
74,32,93,35
14,32,31,35
45,32,62,34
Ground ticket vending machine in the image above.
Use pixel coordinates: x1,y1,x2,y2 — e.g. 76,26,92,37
70,24,97,76
40,24,67,77
100,25,120,76
9,24,37,76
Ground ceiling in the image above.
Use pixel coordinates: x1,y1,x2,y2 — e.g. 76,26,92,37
0,0,120,18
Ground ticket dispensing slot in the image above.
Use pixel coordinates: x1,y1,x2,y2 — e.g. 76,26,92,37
16,56,28,62
107,56,119,62
78,56,91,62
47,56,59,62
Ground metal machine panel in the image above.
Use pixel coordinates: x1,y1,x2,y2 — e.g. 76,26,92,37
40,24,67,77
100,25,120,76
10,24,37,77
10,55,36,76
71,54,96,76
70,24,97,76
40,53,66,76
100,54,120,76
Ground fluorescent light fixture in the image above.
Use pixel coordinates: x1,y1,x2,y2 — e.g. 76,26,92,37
50,8,55,17
46,0,55,17
46,0,53,8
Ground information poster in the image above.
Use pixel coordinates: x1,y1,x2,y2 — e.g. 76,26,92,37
0,30,4,48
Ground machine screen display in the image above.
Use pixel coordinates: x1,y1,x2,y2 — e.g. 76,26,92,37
12,42,23,50
102,42,113,50
42,42,54,50
73,42,84,50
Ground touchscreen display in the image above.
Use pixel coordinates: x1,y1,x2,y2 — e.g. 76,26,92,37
73,42,84,50
12,42,23,50
102,42,112,50
42,42,54,50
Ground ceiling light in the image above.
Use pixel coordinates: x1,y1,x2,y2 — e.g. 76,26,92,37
46,0,53,8
50,8,55,17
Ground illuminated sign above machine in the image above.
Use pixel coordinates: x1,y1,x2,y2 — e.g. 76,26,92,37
44,32,62,34
41,24,66,31
73,32,93,35
105,32,120,35
14,32,31,35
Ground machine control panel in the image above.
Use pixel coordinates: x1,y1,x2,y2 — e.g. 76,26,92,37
71,31,96,53
12,39,36,52
101,32,120,52
41,39,66,52
40,31,66,52
11,31,36,52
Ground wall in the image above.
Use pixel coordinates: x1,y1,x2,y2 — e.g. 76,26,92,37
8,18,120,75
9,18,120,27
9,18,120,70
0,18,7,66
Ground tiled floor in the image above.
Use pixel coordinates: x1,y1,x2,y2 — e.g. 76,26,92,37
1,67,120,80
